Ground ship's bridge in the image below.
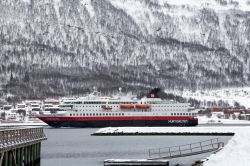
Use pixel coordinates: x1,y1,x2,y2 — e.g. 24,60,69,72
141,97,162,104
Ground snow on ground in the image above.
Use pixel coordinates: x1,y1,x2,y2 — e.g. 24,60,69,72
162,0,250,12
95,126,247,134
80,0,95,18
0,122,47,127
198,116,250,125
21,0,30,3
204,128,250,166
170,87,250,108
110,0,156,34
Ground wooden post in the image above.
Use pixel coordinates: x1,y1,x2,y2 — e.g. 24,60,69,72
19,148,23,166
30,145,32,166
31,144,34,166
8,150,13,166
16,148,20,166
37,143,41,166
0,152,4,166
27,145,31,166
4,151,8,166
21,147,24,166
12,149,17,166
35,143,39,166
25,146,28,166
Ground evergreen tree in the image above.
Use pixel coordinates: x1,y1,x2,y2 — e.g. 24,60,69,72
10,72,14,81
24,72,30,82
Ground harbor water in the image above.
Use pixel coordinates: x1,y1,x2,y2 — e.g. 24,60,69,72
41,127,232,166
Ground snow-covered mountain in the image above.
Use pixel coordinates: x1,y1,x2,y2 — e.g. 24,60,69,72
0,0,250,98
170,87,250,108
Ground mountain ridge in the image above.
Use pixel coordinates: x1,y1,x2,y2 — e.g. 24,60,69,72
0,0,250,99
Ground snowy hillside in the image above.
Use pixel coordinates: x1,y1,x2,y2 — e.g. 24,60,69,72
170,87,250,108
0,0,250,98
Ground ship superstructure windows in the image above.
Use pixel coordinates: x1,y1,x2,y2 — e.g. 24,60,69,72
83,101,106,104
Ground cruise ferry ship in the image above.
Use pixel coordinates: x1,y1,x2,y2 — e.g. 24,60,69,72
38,89,198,127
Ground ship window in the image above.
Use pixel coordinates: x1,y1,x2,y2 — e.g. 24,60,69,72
86,113,88,116
93,113,95,116
180,113,182,115
83,113,85,116
74,101,82,104
70,114,72,116
171,113,173,115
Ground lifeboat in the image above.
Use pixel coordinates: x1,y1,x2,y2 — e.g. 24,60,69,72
135,104,150,109
101,105,112,110
120,104,135,109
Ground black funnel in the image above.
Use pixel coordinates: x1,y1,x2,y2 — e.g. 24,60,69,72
147,88,161,98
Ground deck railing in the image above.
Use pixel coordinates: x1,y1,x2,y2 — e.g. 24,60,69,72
148,138,224,159
0,127,46,152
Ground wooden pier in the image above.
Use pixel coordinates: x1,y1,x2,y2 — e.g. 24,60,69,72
0,127,47,166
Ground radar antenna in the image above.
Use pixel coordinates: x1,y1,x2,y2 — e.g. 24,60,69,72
90,86,100,97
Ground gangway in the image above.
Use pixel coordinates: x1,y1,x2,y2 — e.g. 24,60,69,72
148,138,224,160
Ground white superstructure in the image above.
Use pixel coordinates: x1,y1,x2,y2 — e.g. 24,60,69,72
58,94,198,117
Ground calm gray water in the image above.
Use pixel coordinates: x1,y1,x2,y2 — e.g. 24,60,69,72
41,127,232,166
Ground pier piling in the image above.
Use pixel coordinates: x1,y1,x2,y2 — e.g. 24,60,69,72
0,127,46,166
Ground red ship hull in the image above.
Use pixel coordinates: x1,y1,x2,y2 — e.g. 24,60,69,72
38,116,198,128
